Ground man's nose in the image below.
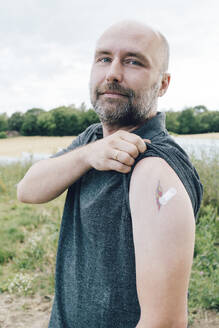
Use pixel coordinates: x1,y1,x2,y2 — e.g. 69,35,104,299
106,60,123,83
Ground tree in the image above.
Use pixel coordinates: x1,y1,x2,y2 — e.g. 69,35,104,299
0,113,8,132
8,112,24,132
26,108,45,116
193,105,208,114
37,112,56,136
78,109,100,133
165,110,180,133
209,111,219,132
51,107,80,136
20,108,45,136
178,108,197,134
21,113,39,136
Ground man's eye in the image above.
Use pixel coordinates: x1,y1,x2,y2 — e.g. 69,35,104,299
125,59,142,66
98,57,111,63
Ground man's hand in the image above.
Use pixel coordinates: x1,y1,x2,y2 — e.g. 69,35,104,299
86,130,149,173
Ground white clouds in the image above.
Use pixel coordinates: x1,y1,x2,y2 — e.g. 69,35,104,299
0,0,218,116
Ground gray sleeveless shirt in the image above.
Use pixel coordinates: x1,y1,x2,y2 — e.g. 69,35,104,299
49,112,203,328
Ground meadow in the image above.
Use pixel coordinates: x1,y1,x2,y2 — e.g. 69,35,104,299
0,136,219,327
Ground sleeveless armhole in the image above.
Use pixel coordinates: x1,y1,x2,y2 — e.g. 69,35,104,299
123,142,203,220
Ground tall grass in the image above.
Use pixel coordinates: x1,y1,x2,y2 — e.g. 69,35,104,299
0,152,218,324
191,151,219,215
0,161,65,295
187,152,219,324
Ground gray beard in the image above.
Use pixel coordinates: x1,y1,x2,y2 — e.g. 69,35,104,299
92,83,159,126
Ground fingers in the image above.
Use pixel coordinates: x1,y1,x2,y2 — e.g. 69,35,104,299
143,139,151,144
112,138,139,159
112,149,135,166
117,130,147,153
107,131,151,170
88,130,151,173
108,159,132,174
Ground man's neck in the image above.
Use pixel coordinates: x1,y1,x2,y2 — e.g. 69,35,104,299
102,123,141,137
102,112,157,137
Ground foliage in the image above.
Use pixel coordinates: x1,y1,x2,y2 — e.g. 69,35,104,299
0,113,8,132
0,131,7,138
186,151,219,323
188,205,219,322
8,272,34,295
77,108,100,133
165,106,219,134
4,104,218,136
4,104,99,136
20,108,45,136
165,110,180,133
37,111,56,136
0,151,219,326
191,152,219,215
50,107,80,136
8,112,24,131
0,161,64,296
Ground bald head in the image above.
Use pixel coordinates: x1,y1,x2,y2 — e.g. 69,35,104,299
96,20,169,73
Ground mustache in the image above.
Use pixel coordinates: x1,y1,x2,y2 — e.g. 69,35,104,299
96,83,135,98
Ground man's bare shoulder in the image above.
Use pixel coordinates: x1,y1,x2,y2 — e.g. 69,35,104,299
129,154,195,230
130,156,193,210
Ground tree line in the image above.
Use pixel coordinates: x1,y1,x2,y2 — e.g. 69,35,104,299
0,104,99,138
165,105,219,134
0,104,218,138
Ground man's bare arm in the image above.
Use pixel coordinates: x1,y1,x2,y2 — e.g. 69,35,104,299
17,130,147,204
129,157,195,328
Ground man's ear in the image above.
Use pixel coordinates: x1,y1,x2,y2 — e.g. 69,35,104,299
158,73,171,97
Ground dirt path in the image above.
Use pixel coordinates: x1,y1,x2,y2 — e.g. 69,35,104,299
0,294,52,328
0,293,218,327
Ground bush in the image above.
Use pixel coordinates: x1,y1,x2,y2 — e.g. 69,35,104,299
0,113,8,132
165,107,219,134
0,131,7,138
8,112,24,132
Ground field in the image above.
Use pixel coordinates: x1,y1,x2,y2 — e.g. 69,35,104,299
175,132,219,139
0,133,219,158
0,136,76,157
0,136,219,327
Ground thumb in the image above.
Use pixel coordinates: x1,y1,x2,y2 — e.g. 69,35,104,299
143,139,151,144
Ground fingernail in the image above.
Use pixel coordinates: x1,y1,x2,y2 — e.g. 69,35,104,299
144,139,151,143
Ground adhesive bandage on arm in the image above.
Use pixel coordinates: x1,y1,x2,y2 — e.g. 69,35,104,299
159,187,177,206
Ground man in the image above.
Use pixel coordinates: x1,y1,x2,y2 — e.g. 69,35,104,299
17,21,203,328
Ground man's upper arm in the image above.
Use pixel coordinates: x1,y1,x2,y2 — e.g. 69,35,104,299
129,157,195,327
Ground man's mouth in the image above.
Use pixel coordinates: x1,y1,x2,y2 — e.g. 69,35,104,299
96,83,134,100
102,91,128,98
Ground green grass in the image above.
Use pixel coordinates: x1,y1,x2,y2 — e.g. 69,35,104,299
191,151,219,216
188,205,219,324
0,153,218,324
0,161,65,295
187,152,219,324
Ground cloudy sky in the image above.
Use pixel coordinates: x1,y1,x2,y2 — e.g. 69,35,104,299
1,0,218,116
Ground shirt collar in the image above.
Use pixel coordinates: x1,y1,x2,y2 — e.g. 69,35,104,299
93,112,166,140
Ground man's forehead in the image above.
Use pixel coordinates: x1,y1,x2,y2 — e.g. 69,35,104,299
96,23,157,48
95,24,161,67
96,22,161,56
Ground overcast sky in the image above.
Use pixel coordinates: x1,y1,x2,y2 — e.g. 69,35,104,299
1,0,218,116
